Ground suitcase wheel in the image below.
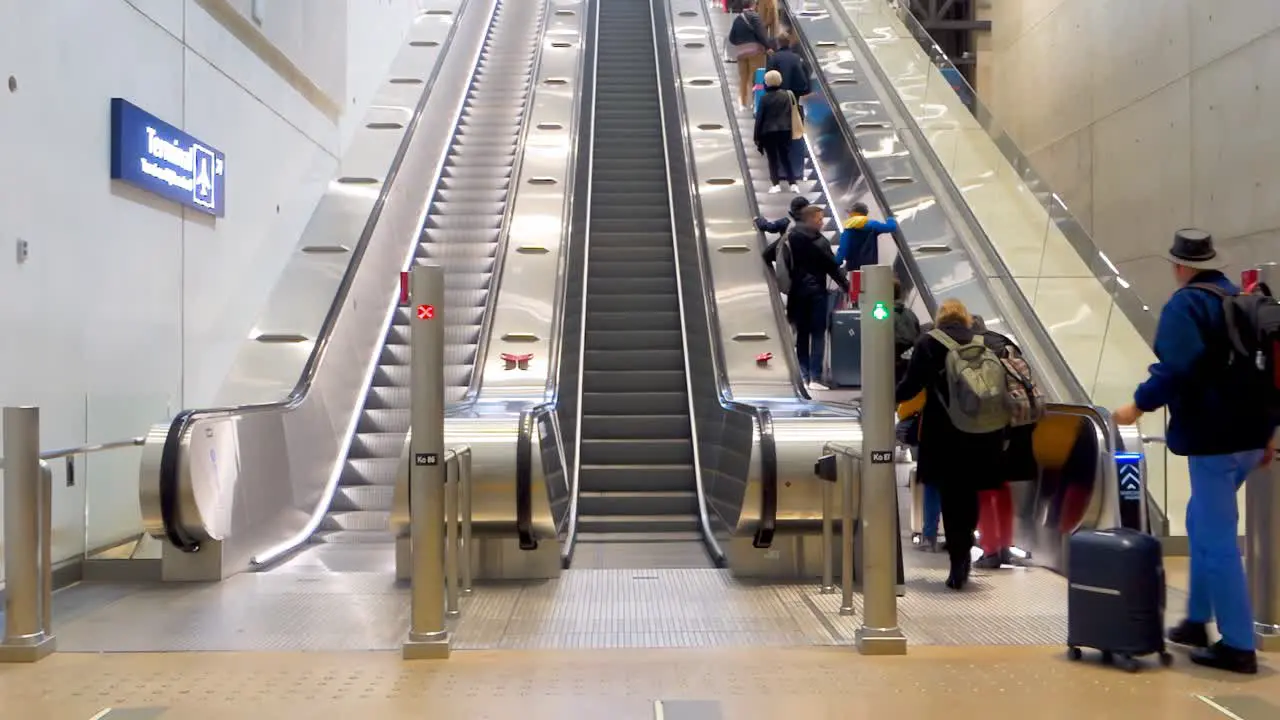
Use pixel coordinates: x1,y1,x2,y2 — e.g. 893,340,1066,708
1159,651,1173,668
1067,646,1082,661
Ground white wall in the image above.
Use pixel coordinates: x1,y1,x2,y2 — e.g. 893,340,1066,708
983,0,1280,307
0,0,426,577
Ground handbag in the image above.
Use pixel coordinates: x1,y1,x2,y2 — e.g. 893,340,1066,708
787,91,805,140
731,41,766,59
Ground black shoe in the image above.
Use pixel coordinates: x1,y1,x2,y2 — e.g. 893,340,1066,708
973,552,1002,570
999,548,1018,566
945,556,970,591
1167,620,1210,649
1190,640,1258,675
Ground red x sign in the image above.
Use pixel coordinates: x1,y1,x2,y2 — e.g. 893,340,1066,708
416,304,435,320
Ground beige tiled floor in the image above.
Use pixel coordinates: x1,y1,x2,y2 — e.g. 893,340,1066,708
1,644,1277,719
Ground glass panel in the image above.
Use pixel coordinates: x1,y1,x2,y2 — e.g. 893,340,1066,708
83,393,163,560
835,1,1175,522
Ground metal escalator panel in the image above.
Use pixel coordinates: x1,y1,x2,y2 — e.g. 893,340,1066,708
574,0,705,565
317,0,543,544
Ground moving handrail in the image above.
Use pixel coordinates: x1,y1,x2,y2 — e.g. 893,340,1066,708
149,0,498,556
656,0,775,556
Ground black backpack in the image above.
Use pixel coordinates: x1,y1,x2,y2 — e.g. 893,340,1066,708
1190,282,1280,418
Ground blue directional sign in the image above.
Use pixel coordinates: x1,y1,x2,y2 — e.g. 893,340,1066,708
110,98,226,217
1115,452,1144,530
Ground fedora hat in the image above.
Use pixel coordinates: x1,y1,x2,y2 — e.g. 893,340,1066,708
1167,228,1226,271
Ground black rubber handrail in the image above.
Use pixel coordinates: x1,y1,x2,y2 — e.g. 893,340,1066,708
515,404,543,550
157,0,483,552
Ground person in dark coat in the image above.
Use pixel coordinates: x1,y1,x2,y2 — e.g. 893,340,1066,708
763,204,849,388
895,298,1006,590
753,70,799,194
766,32,812,177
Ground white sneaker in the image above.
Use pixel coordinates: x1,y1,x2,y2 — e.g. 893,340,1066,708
807,380,829,392
768,185,782,194
790,184,801,193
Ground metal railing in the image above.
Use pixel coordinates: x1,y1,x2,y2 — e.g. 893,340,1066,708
0,411,148,663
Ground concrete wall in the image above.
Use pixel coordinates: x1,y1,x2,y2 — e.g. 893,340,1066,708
983,0,1280,307
0,0,427,575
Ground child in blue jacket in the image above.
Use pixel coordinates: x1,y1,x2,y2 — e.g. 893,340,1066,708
835,202,897,271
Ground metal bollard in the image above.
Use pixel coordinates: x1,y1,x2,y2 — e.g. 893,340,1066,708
459,446,474,595
854,264,907,655
1248,261,1280,651
404,264,451,660
1,406,57,662
444,454,460,618
839,452,856,616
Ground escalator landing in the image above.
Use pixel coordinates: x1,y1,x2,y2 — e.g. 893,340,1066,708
571,540,715,569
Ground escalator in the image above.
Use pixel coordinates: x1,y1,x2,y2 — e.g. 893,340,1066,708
572,0,706,564
316,0,543,545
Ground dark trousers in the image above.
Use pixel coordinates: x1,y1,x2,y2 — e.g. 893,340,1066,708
792,293,828,381
762,131,797,185
939,483,979,571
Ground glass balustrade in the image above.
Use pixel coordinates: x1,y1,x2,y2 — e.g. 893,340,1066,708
828,0,1189,530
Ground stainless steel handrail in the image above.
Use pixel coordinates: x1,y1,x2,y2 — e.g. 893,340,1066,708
0,437,145,466
156,0,484,551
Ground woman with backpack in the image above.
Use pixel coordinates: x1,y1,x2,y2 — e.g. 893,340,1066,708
895,298,1008,590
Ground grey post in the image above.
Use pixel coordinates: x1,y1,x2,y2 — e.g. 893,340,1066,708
855,264,907,655
459,447,474,594
821,475,835,594
839,450,856,615
1,406,57,662
1248,262,1280,651
444,455,460,618
404,263,451,660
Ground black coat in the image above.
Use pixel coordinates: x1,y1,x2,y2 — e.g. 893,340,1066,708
894,321,1006,491
754,87,793,148
763,223,848,316
729,10,773,49
766,48,811,97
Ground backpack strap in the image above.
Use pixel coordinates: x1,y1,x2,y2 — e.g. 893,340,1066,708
927,328,959,351
1185,282,1251,360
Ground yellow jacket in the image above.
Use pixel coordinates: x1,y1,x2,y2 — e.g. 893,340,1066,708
897,390,926,420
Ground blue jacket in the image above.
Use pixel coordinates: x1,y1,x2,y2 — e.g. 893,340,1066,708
835,214,897,270
1135,271,1275,456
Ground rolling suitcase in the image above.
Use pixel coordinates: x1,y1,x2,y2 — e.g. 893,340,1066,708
828,300,862,387
1066,528,1172,672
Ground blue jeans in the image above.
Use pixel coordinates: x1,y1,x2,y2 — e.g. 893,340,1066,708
1186,450,1264,650
922,482,941,539
793,293,828,382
